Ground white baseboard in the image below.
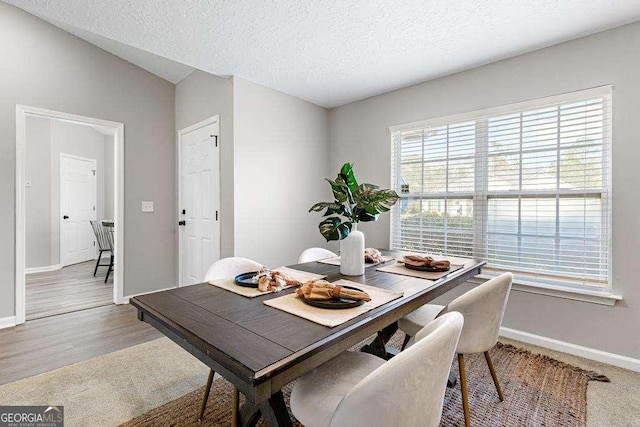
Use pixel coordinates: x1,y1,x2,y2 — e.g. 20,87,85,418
123,286,178,304
25,264,62,274
500,326,640,373
0,316,16,330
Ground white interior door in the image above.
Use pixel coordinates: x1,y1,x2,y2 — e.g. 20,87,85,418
179,119,220,286
60,154,97,266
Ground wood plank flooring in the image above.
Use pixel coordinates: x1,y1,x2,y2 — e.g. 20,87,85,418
0,304,162,385
26,260,113,320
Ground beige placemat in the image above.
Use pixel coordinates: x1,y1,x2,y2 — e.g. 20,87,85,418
377,262,464,280
208,267,327,298
263,280,403,327
317,255,395,268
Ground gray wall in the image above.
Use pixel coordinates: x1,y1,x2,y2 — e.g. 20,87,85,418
25,116,113,269
104,135,115,220
1,1,176,318
233,77,330,267
175,70,235,258
24,117,52,268
328,22,640,359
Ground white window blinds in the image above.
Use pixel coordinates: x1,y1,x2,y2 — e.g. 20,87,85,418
391,87,611,289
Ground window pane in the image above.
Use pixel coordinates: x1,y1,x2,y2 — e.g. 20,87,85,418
521,199,556,236
521,150,557,191
559,198,602,239
488,153,519,191
488,198,519,234
559,146,603,189
522,106,558,151
447,158,475,192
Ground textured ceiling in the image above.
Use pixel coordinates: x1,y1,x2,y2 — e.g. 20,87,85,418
5,0,640,107
49,19,195,84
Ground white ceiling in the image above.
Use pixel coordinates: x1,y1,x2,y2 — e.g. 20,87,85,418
6,0,640,108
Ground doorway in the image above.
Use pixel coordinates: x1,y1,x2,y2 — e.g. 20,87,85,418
178,116,221,286
15,105,125,324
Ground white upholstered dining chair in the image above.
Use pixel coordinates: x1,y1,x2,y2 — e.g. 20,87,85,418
200,257,263,424
398,272,513,427
290,312,464,427
297,247,338,264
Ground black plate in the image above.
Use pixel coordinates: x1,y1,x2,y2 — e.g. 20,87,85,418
234,271,260,288
299,285,366,309
403,263,450,272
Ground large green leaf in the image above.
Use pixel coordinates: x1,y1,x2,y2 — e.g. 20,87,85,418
319,217,352,241
309,202,346,217
339,163,358,193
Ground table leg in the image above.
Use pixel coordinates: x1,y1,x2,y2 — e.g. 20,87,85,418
360,322,399,360
238,402,261,427
258,390,293,427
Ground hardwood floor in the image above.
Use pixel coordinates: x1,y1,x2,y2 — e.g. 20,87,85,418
0,304,162,385
26,260,113,320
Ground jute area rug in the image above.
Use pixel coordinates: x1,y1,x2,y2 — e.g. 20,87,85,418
121,333,609,427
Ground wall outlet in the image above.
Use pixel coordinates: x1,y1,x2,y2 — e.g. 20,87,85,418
141,201,154,213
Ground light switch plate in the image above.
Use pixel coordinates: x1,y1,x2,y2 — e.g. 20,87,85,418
141,201,154,213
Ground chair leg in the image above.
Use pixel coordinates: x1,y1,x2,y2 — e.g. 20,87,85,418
458,354,471,427
232,386,239,427
198,369,215,421
93,251,103,276
401,334,411,351
484,351,504,401
105,253,114,283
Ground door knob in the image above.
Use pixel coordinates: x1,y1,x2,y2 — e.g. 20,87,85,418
63,215,69,219
178,220,186,226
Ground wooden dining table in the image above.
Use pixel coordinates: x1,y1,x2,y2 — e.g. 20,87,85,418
131,254,485,426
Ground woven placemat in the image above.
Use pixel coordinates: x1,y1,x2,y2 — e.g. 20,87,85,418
120,333,609,427
263,279,403,327
377,261,464,280
208,267,326,298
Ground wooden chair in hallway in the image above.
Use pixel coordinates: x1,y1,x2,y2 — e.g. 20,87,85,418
200,257,264,424
90,220,114,283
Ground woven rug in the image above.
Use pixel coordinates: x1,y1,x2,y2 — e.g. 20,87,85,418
121,333,609,427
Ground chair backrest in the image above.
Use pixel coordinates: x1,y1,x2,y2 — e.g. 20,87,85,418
298,247,337,264
90,220,112,251
330,312,464,427
440,272,513,354
203,257,263,282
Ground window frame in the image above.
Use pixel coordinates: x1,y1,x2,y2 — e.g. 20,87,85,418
389,86,613,294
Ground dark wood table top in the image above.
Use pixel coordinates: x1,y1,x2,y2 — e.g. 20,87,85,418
131,257,485,405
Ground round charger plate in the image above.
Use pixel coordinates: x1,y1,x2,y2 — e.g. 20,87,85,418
234,271,260,288
403,263,450,272
300,285,366,310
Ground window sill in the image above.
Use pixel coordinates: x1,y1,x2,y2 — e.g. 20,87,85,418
470,274,622,306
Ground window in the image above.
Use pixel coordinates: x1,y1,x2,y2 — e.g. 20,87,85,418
390,87,611,290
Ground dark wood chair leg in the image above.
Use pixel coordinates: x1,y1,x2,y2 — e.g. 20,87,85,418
105,253,114,283
198,368,215,421
232,386,239,427
484,351,504,401
458,354,471,427
93,251,103,276
401,334,411,351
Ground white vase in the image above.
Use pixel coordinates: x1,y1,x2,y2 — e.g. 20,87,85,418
340,223,365,276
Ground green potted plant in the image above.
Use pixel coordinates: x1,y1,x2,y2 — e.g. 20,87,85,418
309,163,399,275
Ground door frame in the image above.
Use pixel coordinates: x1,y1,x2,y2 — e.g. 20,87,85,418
177,115,220,286
59,153,98,267
15,105,125,325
